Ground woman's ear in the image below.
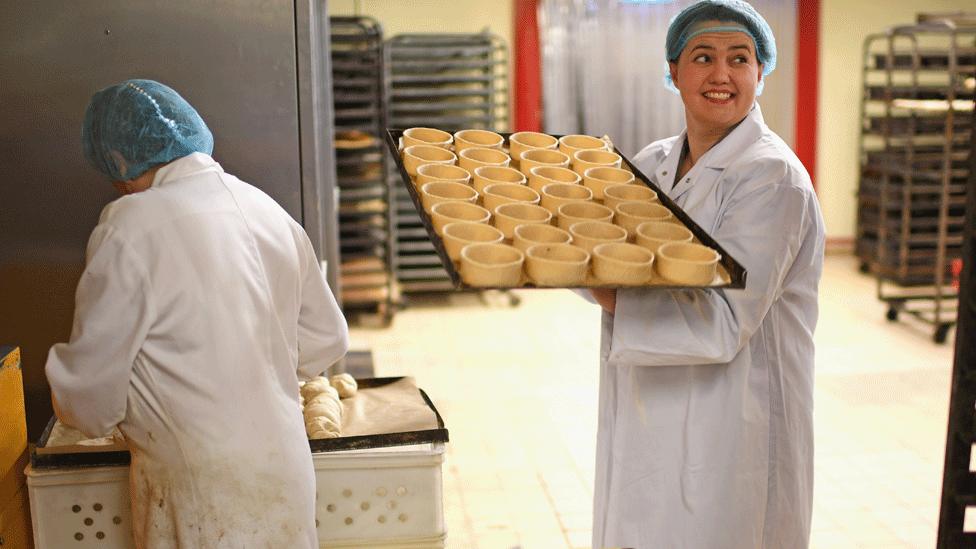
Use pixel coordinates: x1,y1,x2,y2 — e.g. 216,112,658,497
668,61,679,86
757,63,764,85
109,150,129,180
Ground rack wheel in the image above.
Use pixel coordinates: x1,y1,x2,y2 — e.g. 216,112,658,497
934,324,952,344
378,303,393,328
859,262,870,274
502,289,521,307
886,307,899,322
479,289,521,308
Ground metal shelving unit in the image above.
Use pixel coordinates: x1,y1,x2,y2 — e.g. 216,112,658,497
856,14,975,343
385,32,509,293
330,16,396,324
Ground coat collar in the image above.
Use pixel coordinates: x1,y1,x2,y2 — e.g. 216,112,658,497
151,152,223,188
660,103,766,174
699,104,765,169
654,104,765,198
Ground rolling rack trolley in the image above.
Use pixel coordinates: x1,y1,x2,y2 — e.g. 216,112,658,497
330,16,397,326
856,13,975,343
385,32,510,295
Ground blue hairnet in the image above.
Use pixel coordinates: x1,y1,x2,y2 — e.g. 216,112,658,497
82,79,214,181
663,0,777,95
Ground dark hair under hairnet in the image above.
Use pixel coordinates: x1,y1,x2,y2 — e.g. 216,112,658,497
664,0,777,95
82,79,214,181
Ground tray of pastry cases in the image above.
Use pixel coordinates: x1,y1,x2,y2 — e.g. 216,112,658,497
384,128,747,290
28,377,448,469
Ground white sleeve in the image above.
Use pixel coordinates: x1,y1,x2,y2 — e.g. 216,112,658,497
295,233,349,380
609,172,812,367
45,224,154,438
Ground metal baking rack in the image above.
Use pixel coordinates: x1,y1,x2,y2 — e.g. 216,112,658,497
856,14,975,343
385,32,510,293
330,16,396,325
384,129,747,291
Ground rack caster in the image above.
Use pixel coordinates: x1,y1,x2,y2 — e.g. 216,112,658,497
479,289,521,308
934,324,952,344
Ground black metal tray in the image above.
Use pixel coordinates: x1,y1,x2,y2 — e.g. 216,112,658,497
385,129,747,290
30,377,448,469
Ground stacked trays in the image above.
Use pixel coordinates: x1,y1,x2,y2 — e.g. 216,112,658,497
330,17,395,324
855,15,975,342
386,128,746,290
386,33,510,293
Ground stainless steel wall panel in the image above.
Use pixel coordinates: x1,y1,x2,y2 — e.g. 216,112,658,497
1,1,303,262
0,1,336,439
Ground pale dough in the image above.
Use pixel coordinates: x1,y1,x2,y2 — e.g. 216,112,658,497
300,377,331,400
300,376,343,438
329,373,358,398
305,416,340,439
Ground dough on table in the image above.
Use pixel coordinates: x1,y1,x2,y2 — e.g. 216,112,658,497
48,421,124,447
306,416,340,439
307,384,340,403
329,373,358,398
300,377,331,400
301,379,343,438
304,399,341,425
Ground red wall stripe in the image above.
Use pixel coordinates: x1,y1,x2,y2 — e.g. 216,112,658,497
796,0,820,190
513,0,542,132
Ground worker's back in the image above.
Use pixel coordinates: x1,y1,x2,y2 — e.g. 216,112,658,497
47,152,347,548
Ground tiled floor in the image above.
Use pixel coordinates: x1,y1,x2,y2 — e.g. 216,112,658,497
348,254,955,548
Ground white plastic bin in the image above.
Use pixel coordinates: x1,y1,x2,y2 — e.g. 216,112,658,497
26,443,445,548
26,464,131,548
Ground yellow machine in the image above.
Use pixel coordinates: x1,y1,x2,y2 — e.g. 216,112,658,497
1,346,32,548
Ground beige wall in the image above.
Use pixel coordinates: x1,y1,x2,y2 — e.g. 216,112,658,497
817,0,973,240
328,0,512,46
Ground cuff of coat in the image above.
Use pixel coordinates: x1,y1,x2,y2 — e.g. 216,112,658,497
608,287,645,367
609,288,691,367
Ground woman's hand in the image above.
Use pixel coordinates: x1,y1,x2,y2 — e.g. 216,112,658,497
590,288,617,314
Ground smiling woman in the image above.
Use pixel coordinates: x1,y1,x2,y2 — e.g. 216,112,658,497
668,30,763,148
582,1,826,548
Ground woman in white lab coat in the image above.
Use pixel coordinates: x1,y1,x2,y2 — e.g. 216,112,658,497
587,2,825,547
45,80,349,548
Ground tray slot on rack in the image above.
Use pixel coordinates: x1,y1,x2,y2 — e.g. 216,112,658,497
871,49,976,71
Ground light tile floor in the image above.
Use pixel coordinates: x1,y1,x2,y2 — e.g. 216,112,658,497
348,254,955,548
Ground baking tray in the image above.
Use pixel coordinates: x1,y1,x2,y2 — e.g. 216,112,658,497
384,129,747,290
30,377,448,469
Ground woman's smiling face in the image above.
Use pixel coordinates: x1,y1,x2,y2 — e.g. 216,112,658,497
669,27,763,136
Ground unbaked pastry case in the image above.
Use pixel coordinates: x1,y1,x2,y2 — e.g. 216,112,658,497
385,129,747,290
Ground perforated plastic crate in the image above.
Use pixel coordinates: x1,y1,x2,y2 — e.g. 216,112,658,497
26,443,445,548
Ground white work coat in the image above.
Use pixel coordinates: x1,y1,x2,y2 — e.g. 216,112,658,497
46,153,349,548
593,105,824,549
